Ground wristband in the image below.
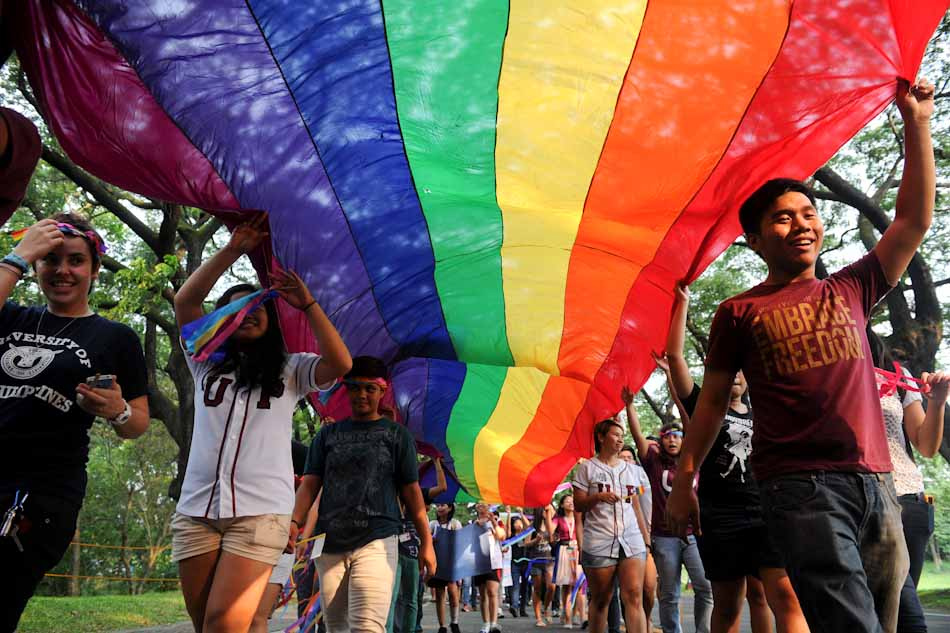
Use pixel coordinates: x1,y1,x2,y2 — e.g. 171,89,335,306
301,299,317,312
0,262,23,278
290,519,301,528
2,252,28,276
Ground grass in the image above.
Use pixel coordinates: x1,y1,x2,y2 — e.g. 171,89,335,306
920,589,950,612
14,560,950,629
920,560,950,612
919,560,950,592
17,591,188,633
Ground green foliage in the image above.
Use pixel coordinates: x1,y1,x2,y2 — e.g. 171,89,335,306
97,254,178,319
18,591,187,633
37,425,179,597
919,457,950,560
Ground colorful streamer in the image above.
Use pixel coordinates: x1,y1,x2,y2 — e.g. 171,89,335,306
284,591,321,633
181,289,278,362
501,527,535,548
875,363,929,398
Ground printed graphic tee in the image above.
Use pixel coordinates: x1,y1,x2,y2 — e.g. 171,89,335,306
641,443,695,538
705,252,893,481
680,385,761,532
306,416,418,553
0,304,148,504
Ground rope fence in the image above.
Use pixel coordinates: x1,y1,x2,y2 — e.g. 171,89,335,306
44,541,178,583
45,573,179,583
69,542,168,551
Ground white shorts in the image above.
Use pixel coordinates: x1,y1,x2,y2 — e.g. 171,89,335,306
269,552,295,586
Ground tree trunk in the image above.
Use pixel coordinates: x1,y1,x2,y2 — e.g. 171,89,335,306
814,166,948,463
121,487,134,595
931,535,943,571
69,518,81,597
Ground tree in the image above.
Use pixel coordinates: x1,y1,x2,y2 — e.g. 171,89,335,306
2,59,238,498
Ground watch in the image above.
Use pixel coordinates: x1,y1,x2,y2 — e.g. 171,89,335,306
108,400,132,426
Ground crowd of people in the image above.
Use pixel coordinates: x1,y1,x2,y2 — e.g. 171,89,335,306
0,48,946,633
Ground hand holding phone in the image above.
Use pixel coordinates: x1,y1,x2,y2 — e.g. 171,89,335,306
85,374,116,389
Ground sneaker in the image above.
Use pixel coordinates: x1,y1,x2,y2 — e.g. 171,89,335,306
509,607,518,618
438,628,448,633
451,624,461,633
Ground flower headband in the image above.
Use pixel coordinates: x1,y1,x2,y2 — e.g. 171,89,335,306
10,223,107,255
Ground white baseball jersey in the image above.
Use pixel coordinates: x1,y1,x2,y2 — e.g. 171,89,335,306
177,349,330,518
573,456,647,558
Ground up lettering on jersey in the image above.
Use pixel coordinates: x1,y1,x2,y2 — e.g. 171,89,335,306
202,375,284,409
750,295,864,380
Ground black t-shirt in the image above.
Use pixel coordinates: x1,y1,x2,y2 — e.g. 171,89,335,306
0,304,148,505
305,417,418,554
681,384,762,530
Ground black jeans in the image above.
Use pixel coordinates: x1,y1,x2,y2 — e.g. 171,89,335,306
897,494,934,633
900,494,934,586
761,472,909,633
0,492,78,633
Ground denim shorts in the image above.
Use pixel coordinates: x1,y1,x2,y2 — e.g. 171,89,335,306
580,545,646,569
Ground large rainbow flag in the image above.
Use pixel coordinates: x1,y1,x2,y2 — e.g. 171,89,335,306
6,0,946,503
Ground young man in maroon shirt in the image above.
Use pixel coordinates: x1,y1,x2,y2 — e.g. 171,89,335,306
667,78,935,633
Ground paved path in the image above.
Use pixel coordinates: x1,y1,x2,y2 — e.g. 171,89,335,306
114,595,950,632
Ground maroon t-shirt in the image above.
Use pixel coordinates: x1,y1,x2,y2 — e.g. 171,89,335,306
0,107,41,225
705,252,894,481
641,443,696,538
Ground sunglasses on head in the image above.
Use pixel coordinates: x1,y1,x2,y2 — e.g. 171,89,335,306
343,378,387,393
661,430,684,438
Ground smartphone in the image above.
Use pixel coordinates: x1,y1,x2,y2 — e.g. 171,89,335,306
85,374,115,389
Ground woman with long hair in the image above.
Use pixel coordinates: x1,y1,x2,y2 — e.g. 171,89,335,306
172,216,351,633
430,502,463,633
573,419,651,633
553,494,586,628
0,214,150,629
525,503,556,626
867,325,948,633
